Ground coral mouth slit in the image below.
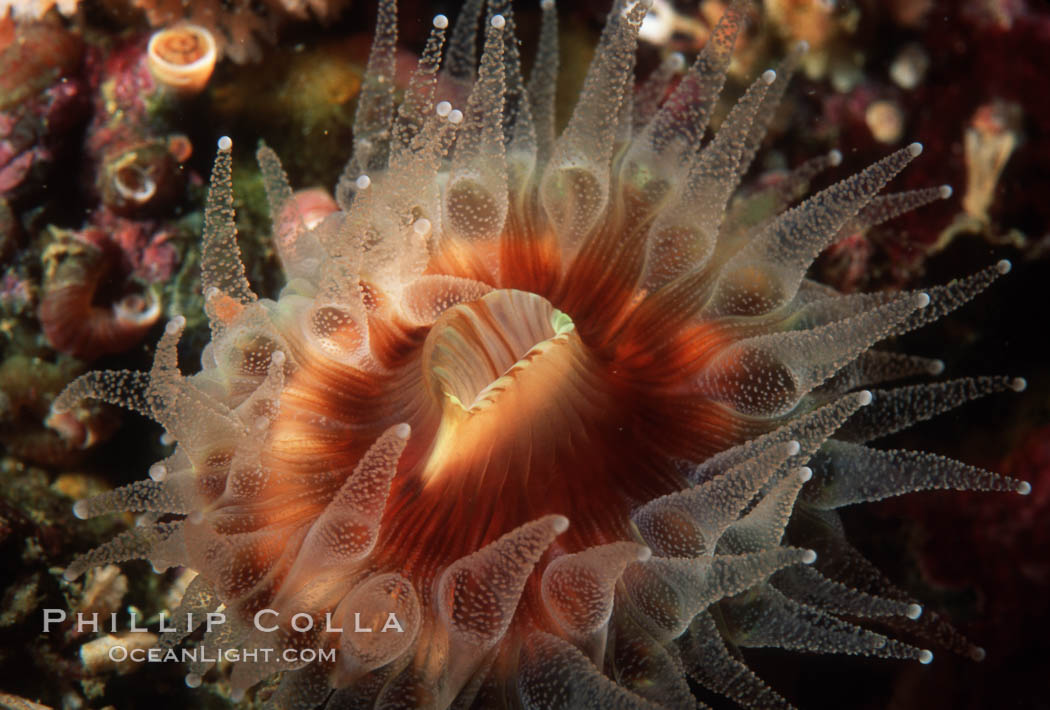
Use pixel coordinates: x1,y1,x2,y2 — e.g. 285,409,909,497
56,1,1031,708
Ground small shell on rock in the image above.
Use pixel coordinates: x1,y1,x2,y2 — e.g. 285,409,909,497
98,142,183,215
146,23,217,95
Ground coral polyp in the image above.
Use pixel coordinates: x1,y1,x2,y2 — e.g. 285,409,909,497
56,1,1030,708
146,23,218,95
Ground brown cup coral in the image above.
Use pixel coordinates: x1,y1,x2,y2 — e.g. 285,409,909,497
57,1,1031,708
146,23,218,95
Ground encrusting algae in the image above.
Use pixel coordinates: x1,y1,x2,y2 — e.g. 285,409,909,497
52,1,1033,708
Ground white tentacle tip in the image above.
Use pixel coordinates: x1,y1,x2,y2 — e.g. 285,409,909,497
636,546,653,562
907,142,924,157
433,14,448,29
828,149,843,166
1017,481,1032,496
435,101,452,117
761,69,777,85
270,350,286,366
786,440,801,456
62,567,79,582
797,467,813,483
938,184,953,199
551,515,570,534
1010,377,1027,392
355,174,371,190
928,359,946,375
801,549,818,564
394,423,411,439
996,259,1013,275
448,109,464,125
185,672,203,688
915,292,931,308
918,649,934,665
165,315,186,334
490,14,506,29
905,603,923,620
217,136,232,152
149,463,167,481
857,390,874,406
668,52,686,71
72,500,89,520
973,646,987,662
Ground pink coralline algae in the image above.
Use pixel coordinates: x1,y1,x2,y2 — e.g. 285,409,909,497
0,18,87,199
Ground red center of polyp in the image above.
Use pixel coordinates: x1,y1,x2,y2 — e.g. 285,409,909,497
256,234,742,635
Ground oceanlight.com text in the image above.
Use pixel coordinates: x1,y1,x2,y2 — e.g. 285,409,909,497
108,645,337,665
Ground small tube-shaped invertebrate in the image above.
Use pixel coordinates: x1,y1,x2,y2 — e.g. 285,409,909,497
38,232,162,361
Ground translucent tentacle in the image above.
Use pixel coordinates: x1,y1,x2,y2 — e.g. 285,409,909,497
622,547,814,642
898,260,1012,332
258,146,329,283
723,150,843,240
157,574,220,649
526,0,558,164
52,370,153,419
338,0,398,205
632,0,746,173
723,584,931,661
771,565,922,620
690,390,872,484
293,424,410,570
441,0,485,103
805,440,1030,509
72,479,190,520
520,631,663,710
836,185,953,239
640,69,777,291
542,542,651,661
707,144,923,317
681,611,793,710
720,466,810,553
731,43,805,186
202,138,255,338
540,0,647,251
632,51,685,132
819,350,945,393
634,441,800,558
437,515,568,693
443,13,510,275
391,14,449,163
64,522,183,581
699,292,925,417
837,376,1026,443
609,613,698,710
